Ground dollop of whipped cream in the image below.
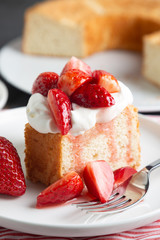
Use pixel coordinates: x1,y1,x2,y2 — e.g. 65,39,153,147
26,81,133,136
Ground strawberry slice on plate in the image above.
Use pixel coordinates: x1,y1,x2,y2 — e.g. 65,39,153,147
58,69,92,96
83,160,114,203
36,171,84,207
60,56,92,76
47,89,72,135
92,70,120,93
70,83,115,108
32,72,59,97
113,166,137,189
0,136,26,196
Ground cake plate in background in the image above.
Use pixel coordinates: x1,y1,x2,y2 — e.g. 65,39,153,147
0,37,160,112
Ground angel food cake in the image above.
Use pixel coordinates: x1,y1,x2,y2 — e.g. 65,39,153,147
22,0,160,57
24,57,141,186
143,31,160,87
22,0,160,89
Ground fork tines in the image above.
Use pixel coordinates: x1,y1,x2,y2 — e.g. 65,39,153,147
73,192,132,214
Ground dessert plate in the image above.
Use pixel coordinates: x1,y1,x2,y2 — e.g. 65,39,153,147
0,107,160,237
0,38,160,112
0,80,8,109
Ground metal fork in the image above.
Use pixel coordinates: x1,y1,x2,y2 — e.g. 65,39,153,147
74,159,160,214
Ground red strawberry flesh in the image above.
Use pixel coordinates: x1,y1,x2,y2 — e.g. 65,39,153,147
92,70,120,93
36,171,83,207
58,69,92,96
47,89,72,135
32,72,59,97
113,166,137,189
70,83,115,108
0,137,26,196
61,56,92,76
83,160,114,203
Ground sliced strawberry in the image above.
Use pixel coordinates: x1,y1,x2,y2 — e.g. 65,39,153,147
60,56,92,76
47,89,72,135
0,137,26,196
36,171,84,207
92,70,120,93
113,166,137,189
58,69,92,96
70,83,115,108
32,72,59,97
83,160,114,203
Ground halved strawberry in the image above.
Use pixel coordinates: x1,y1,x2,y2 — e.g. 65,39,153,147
0,137,26,196
60,56,92,76
92,70,120,93
36,171,84,207
32,72,59,97
47,89,72,135
83,160,114,203
58,69,92,96
113,166,137,189
70,83,115,108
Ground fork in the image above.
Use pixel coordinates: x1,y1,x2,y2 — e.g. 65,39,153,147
74,159,160,214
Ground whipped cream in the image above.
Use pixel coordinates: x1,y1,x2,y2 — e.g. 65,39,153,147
26,81,133,136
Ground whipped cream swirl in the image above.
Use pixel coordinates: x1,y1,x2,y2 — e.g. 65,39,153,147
26,81,133,136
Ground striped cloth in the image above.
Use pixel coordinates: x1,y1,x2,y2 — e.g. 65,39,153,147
0,115,160,240
1,220,160,240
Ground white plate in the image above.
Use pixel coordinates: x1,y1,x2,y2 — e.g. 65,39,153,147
0,38,160,112
0,80,8,109
0,107,160,237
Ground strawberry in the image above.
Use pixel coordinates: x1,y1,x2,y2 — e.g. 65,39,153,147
0,137,26,196
83,160,114,203
70,83,115,108
113,166,137,189
32,72,59,97
36,171,84,207
47,89,72,135
60,56,92,76
58,69,92,96
92,70,120,93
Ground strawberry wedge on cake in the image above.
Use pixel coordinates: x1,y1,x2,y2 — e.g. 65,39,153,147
24,57,141,186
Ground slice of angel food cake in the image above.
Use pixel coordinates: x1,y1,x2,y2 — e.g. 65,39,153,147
24,57,141,193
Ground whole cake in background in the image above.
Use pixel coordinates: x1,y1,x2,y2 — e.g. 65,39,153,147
22,0,160,57
22,0,160,88
143,31,160,88
24,57,141,186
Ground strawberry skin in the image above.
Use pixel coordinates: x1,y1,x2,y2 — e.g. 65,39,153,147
60,56,92,76
83,160,114,203
70,83,115,108
113,167,137,189
58,69,92,96
32,72,59,97
92,70,120,93
0,137,26,196
47,89,72,135
36,171,84,207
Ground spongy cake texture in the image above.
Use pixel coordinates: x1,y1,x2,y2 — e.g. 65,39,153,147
24,104,140,186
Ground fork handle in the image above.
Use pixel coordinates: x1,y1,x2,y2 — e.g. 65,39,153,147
145,159,160,172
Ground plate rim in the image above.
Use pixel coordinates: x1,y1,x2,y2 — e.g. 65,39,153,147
0,208,159,237
0,80,8,109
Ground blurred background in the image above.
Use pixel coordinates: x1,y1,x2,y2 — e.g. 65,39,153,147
0,0,159,114
0,0,43,108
